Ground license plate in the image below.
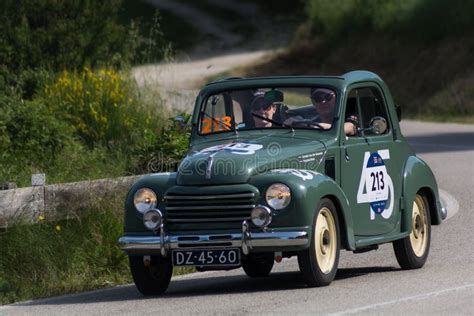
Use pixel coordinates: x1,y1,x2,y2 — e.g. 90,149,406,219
172,248,240,267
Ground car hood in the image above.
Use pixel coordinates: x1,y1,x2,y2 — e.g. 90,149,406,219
176,133,326,185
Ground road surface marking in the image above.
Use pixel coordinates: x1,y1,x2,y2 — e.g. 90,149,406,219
330,283,474,315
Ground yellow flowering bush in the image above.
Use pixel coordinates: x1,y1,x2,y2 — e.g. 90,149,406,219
43,68,156,148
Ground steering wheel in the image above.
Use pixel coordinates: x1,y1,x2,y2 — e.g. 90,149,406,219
284,117,324,129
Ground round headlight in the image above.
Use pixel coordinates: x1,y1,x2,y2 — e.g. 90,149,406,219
265,183,291,210
251,206,272,227
143,209,162,230
134,188,157,213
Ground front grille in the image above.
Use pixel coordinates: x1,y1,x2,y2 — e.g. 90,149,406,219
164,191,255,229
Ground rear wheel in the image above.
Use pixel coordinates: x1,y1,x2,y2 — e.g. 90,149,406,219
298,198,340,287
129,255,173,295
393,193,431,269
242,254,274,278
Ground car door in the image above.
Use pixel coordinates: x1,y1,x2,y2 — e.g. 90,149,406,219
340,84,401,236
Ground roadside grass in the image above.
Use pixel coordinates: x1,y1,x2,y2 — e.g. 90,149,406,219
0,198,129,305
0,196,194,305
0,144,129,188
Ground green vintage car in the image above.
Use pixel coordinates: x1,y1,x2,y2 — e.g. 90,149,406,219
118,71,446,295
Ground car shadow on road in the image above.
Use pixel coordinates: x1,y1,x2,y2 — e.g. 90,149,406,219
162,266,398,299
335,266,399,280
16,266,399,306
406,132,474,154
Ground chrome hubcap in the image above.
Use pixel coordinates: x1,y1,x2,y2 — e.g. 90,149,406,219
410,195,428,257
315,207,337,274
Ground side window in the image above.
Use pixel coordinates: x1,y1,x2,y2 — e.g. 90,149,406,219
358,87,389,136
344,89,360,137
345,90,358,117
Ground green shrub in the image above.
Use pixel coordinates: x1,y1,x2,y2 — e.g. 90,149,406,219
0,90,145,186
0,67,189,186
129,114,191,174
0,0,137,73
0,72,170,186
305,0,474,41
0,0,172,98
0,95,71,169
119,1,172,64
42,68,162,149
423,74,474,118
0,67,54,100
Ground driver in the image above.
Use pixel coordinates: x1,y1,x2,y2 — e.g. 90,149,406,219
284,88,358,136
251,92,277,128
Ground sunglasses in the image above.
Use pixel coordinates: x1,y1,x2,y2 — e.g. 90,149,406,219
252,102,273,111
312,93,334,103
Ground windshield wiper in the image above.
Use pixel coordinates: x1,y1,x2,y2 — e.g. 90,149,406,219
251,112,293,131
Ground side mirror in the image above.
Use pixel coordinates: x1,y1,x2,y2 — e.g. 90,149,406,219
174,115,192,127
369,116,388,135
174,115,185,123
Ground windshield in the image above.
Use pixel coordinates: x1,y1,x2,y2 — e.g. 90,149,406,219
198,87,338,135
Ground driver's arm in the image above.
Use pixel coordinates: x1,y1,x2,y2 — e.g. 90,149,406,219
344,114,359,136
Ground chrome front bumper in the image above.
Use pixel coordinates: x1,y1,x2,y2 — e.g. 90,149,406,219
119,221,309,256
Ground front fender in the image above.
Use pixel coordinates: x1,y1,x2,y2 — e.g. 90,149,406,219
124,172,177,233
402,156,442,232
249,170,355,250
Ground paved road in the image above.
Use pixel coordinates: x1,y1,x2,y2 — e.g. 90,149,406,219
2,120,473,315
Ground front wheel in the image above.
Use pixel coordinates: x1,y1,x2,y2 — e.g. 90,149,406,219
129,255,173,295
393,193,431,269
298,198,340,287
242,254,274,278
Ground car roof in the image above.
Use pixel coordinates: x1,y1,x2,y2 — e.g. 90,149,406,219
201,71,385,95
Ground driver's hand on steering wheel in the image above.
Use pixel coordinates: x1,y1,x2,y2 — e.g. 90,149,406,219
316,122,331,130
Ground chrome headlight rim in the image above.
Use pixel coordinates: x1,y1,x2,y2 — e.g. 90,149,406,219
265,183,291,210
133,188,158,214
251,205,272,228
143,208,163,231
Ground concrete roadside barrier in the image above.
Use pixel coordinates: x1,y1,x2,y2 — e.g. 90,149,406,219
0,175,141,227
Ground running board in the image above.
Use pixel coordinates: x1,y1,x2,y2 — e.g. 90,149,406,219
353,244,379,254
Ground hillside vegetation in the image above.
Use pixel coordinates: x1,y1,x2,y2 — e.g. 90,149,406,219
0,0,192,187
245,0,474,122
0,0,191,304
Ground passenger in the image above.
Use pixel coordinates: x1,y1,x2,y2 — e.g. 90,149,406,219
284,88,358,136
